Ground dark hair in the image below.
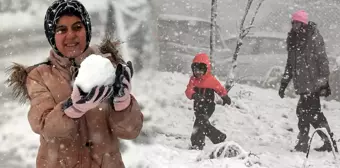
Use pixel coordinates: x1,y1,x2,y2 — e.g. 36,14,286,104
56,6,82,22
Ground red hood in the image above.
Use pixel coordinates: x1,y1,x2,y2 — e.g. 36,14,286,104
193,53,211,75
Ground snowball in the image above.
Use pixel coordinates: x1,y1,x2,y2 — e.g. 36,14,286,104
74,54,116,93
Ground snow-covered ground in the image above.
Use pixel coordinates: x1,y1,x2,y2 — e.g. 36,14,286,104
0,49,340,168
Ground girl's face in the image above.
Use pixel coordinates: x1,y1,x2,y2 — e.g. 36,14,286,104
192,63,207,78
193,70,205,78
55,15,87,58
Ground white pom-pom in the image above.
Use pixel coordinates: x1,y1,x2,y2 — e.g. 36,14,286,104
74,54,116,92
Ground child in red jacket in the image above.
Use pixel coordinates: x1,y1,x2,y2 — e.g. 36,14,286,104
185,53,231,150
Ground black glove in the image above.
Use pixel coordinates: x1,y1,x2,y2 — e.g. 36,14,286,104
278,83,287,99
113,61,133,98
192,93,203,101
221,95,231,105
319,83,331,97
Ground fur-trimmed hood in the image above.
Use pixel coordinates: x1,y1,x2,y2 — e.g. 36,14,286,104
5,37,123,104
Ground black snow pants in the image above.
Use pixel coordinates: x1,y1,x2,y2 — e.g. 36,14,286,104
296,93,333,143
191,102,226,149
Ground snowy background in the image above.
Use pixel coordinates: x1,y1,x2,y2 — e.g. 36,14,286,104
1,0,340,167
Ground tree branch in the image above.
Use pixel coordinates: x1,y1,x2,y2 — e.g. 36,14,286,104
210,0,218,72
225,0,266,89
242,0,265,39
239,0,254,32
249,0,265,26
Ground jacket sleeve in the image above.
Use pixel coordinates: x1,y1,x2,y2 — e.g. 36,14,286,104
26,68,76,139
281,56,293,88
314,34,330,87
211,76,228,97
108,95,143,139
185,77,196,99
281,35,293,88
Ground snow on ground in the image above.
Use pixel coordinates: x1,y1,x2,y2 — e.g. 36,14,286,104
127,70,340,168
0,53,340,167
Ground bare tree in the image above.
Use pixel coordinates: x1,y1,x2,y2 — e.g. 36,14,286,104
225,0,265,90
210,0,217,72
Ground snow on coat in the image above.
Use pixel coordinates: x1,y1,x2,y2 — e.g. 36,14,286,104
282,21,330,94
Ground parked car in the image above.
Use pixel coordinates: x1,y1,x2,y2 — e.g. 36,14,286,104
156,14,232,74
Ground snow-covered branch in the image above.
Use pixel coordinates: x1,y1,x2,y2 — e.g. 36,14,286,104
241,25,255,38
225,0,265,89
242,0,265,38
239,0,253,33
249,0,265,27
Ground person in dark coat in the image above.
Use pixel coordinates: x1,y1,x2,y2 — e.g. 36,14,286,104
185,53,231,150
279,10,338,153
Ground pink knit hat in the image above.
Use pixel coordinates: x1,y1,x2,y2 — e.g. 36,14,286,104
292,10,308,24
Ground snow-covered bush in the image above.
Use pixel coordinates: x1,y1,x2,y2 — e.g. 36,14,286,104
235,89,254,100
196,141,262,167
262,66,296,98
262,66,283,89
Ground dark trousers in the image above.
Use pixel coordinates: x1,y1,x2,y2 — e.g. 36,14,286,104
296,93,333,142
191,103,226,149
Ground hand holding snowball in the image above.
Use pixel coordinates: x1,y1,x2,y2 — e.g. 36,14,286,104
63,85,113,118
63,54,115,118
112,61,133,111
